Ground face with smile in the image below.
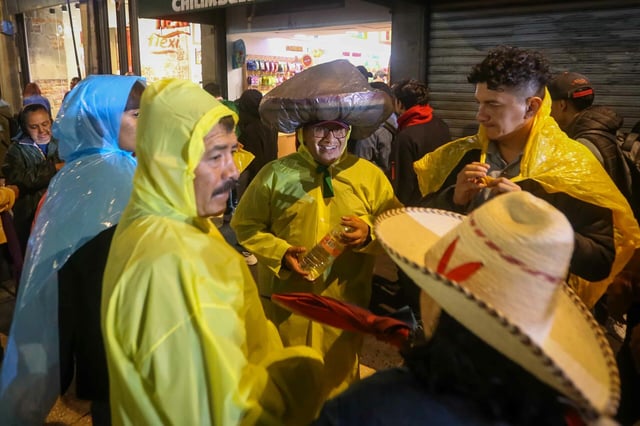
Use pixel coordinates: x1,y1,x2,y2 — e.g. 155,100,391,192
302,122,349,166
193,119,239,217
25,108,52,144
474,82,534,142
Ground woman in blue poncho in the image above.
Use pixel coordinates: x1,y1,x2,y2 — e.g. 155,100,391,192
0,74,145,425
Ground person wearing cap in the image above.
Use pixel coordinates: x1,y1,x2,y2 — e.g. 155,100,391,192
348,81,397,178
548,71,631,201
414,45,640,310
391,78,451,206
231,60,399,397
0,75,145,425
2,99,63,254
101,79,327,425
313,191,621,425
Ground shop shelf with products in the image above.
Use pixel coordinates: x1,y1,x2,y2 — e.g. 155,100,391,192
244,55,304,94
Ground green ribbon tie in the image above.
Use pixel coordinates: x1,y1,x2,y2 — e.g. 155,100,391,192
316,165,334,198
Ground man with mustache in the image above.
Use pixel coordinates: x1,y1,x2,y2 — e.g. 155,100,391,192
101,79,328,425
231,60,400,397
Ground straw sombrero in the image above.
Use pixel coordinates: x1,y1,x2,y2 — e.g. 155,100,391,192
374,191,619,420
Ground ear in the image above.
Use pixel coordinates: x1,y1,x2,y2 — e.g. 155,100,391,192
558,99,569,112
525,96,543,118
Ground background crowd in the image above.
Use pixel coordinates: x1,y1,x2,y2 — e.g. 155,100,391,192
0,45,637,425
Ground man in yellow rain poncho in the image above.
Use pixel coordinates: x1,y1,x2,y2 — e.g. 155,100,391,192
414,45,640,309
101,79,329,426
231,60,400,397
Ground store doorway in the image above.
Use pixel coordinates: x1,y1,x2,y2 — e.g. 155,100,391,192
227,23,391,100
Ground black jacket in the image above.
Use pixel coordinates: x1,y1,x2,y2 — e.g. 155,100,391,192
419,149,615,282
566,106,630,198
392,118,451,205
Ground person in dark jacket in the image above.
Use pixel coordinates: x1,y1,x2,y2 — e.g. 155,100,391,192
348,82,397,179
391,79,450,205
414,46,640,310
0,89,15,176
548,72,631,200
607,248,640,425
237,88,278,190
2,101,63,253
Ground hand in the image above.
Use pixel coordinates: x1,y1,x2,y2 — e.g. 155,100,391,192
340,216,370,248
485,176,521,196
607,271,635,321
6,185,19,199
452,162,490,206
283,246,310,278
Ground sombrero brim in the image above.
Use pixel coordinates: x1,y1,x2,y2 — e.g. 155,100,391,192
259,59,393,137
374,207,620,418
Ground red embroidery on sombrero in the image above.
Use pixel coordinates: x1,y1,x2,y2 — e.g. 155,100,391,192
437,237,483,282
469,216,563,285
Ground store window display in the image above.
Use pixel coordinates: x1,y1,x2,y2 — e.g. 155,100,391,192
22,4,86,116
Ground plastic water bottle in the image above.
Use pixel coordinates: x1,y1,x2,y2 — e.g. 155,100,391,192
299,224,354,281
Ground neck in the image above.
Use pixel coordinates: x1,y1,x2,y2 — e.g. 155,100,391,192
494,120,533,163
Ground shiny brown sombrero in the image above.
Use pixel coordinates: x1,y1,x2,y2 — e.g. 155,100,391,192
259,59,393,139
374,191,619,420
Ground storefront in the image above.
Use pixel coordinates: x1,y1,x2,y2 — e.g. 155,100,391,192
6,0,134,115
137,0,393,99
227,24,391,100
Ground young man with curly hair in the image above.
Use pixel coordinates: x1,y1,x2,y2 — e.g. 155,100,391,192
413,45,640,310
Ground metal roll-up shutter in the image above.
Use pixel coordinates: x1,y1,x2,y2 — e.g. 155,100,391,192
427,1,640,139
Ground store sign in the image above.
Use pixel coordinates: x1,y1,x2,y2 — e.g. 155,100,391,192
139,0,260,18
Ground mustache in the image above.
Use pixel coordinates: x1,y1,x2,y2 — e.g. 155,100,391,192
211,179,238,197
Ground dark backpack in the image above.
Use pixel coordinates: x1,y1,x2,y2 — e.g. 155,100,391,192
615,122,640,220
578,127,640,221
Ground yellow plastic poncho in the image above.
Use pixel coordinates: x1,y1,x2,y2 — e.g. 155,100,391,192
414,89,640,308
0,186,16,244
231,132,400,397
101,79,326,426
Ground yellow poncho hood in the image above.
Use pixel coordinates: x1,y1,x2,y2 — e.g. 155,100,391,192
414,89,640,307
124,78,253,230
102,79,325,426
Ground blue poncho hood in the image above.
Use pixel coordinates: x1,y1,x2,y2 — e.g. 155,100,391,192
0,74,144,423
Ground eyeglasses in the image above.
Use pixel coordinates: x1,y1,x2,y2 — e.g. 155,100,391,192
311,126,348,140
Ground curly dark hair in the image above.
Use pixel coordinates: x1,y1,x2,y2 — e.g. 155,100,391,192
402,312,568,425
468,46,552,98
392,79,430,109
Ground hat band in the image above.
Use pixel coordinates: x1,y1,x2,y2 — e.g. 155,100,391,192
469,215,564,285
570,88,594,99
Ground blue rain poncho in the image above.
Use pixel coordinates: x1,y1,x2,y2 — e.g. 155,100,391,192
0,75,144,423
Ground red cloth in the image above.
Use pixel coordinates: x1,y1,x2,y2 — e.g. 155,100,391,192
396,104,433,132
271,292,412,348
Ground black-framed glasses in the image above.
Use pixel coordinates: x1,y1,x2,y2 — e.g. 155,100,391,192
311,126,348,139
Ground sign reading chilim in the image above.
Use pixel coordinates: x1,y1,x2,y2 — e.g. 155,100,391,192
171,0,254,12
